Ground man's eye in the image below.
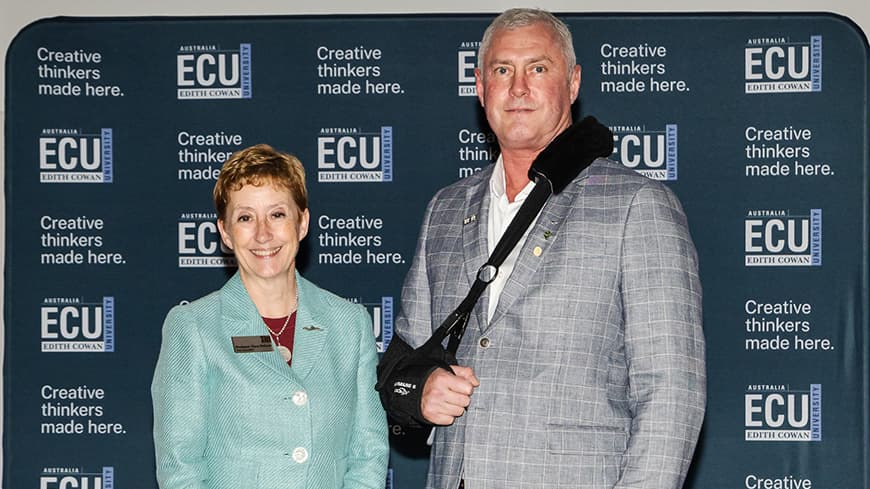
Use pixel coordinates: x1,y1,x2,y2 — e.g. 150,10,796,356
495,67,509,75
532,65,546,73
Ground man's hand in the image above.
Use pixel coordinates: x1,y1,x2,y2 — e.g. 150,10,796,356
420,366,480,425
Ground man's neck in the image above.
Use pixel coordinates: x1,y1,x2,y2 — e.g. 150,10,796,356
501,150,537,202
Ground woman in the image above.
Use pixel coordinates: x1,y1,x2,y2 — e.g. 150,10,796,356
152,144,388,489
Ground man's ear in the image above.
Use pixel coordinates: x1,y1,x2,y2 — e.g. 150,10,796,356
475,68,485,107
570,64,582,104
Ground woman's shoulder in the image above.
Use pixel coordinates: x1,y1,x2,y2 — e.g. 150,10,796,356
298,275,371,328
164,288,222,323
299,276,364,311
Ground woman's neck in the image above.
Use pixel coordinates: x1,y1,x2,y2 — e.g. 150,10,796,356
242,273,299,317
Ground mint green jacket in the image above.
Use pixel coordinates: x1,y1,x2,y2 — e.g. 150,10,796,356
152,272,388,489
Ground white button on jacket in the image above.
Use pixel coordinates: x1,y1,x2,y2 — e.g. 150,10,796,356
292,447,309,463
292,391,308,406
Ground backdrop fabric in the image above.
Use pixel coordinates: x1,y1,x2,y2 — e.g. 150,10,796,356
3,13,869,489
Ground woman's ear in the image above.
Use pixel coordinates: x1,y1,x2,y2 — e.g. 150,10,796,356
217,219,234,250
298,209,310,241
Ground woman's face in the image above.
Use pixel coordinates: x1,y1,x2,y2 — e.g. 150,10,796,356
217,183,309,285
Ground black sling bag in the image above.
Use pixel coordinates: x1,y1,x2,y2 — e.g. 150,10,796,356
376,116,613,426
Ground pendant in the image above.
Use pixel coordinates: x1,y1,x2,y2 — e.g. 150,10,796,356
277,345,293,362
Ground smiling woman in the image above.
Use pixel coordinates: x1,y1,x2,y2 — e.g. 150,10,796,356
151,144,389,489
217,183,309,287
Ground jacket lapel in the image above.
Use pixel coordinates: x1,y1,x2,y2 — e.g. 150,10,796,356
488,169,590,327
220,273,297,381
288,274,328,382
461,175,493,335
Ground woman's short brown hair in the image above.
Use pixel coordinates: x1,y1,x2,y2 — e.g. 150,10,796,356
214,144,308,221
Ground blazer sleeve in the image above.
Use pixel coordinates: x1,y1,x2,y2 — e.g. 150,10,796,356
393,192,438,348
616,182,706,489
344,305,390,489
151,305,209,489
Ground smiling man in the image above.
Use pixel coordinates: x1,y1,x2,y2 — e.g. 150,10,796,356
381,8,706,489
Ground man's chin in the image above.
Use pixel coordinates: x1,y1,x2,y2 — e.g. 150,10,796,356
496,131,547,152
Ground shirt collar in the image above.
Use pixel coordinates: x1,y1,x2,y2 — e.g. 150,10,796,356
489,155,536,204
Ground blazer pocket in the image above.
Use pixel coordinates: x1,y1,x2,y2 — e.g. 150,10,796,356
546,424,628,454
206,457,257,489
545,424,628,486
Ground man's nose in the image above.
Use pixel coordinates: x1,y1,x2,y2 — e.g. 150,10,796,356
510,71,529,97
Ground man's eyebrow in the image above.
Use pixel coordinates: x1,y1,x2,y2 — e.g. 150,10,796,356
489,55,554,66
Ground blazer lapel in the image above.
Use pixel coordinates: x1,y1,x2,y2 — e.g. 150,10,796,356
461,177,492,335
462,179,491,286
220,273,297,381
288,275,328,382
488,170,590,327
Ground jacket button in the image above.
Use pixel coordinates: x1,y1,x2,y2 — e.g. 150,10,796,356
479,337,491,348
292,391,308,406
292,447,309,463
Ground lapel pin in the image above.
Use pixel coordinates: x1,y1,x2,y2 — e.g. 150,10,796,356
302,326,322,331
463,215,477,225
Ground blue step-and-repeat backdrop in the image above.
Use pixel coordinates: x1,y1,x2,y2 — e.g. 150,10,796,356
4,12,869,489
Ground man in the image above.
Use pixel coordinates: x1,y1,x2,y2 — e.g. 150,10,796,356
387,8,705,489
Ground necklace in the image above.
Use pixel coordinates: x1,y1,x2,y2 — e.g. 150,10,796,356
265,312,294,362
263,291,298,363
265,313,291,338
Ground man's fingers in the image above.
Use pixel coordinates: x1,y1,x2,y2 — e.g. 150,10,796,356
450,365,481,387
421,366,478,425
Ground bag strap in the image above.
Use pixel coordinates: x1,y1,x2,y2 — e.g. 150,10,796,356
441,181,550,353
426,116,614,356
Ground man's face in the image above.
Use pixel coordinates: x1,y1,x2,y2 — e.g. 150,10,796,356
475,23,581,154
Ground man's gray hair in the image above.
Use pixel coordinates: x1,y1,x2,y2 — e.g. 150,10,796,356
477,8,576,79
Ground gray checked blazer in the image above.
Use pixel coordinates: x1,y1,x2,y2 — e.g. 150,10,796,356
394,157,706,489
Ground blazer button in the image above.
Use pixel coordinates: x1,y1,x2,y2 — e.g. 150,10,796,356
292,447,309,463
479,337,491,348
292,391,308,406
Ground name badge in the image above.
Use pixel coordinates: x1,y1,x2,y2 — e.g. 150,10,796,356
231,335,273,353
